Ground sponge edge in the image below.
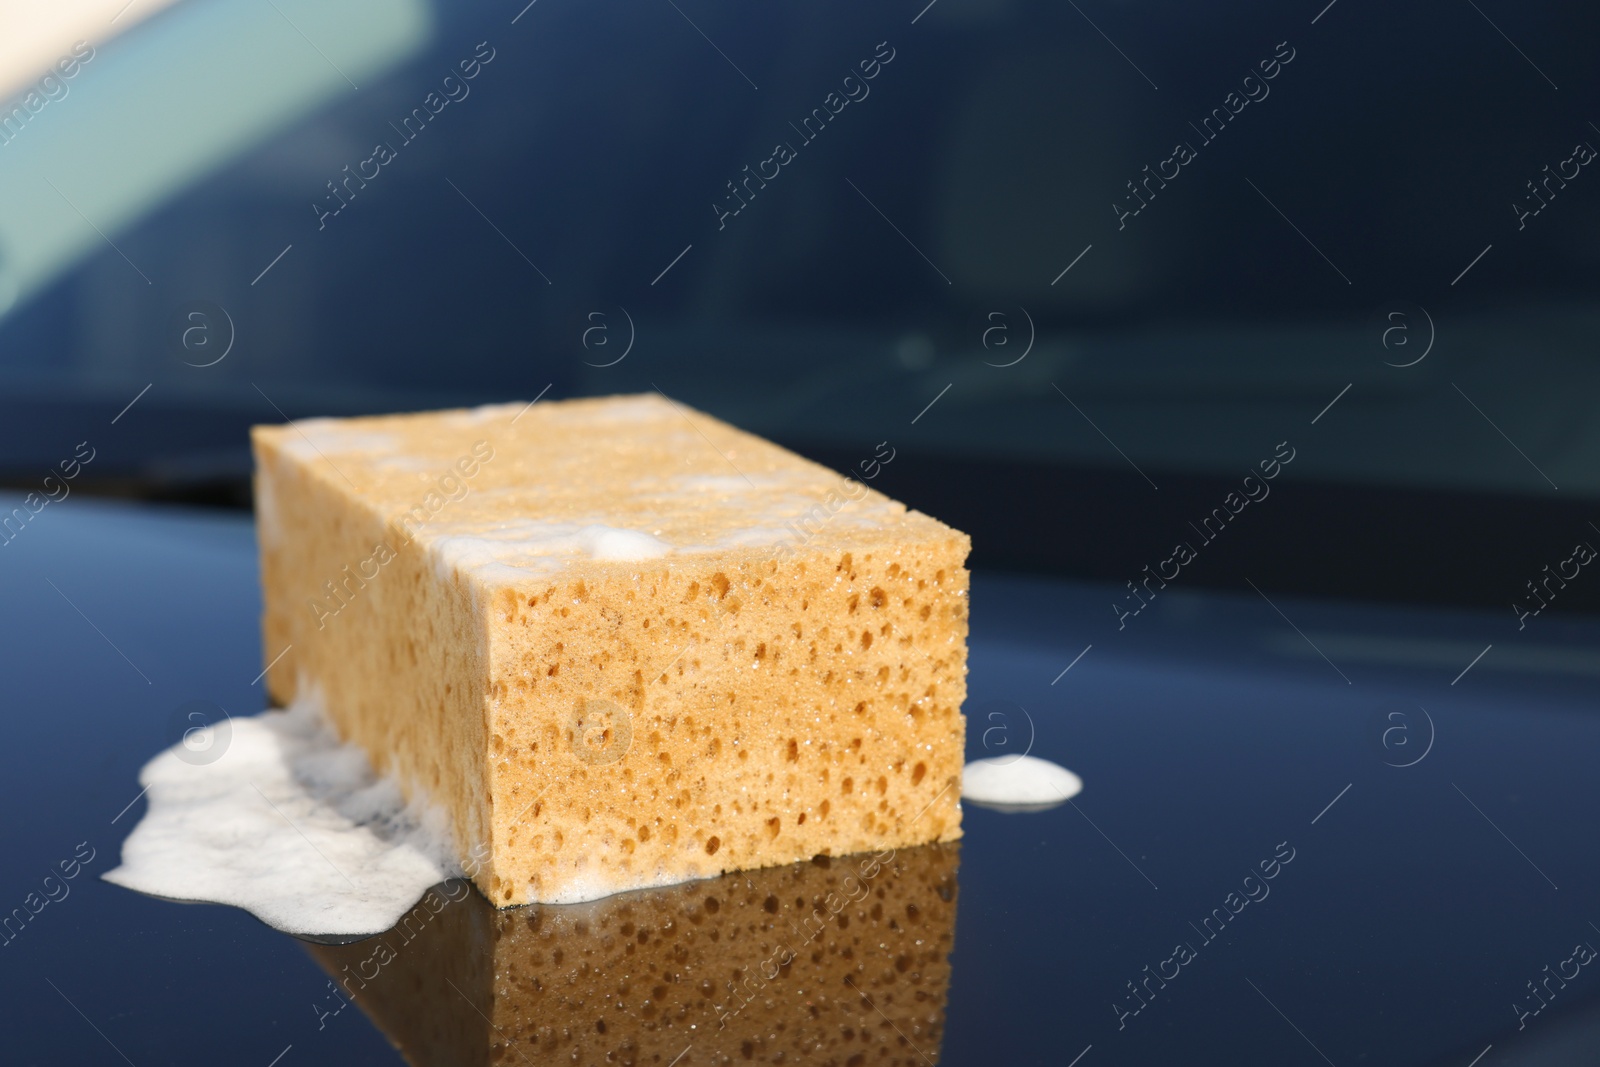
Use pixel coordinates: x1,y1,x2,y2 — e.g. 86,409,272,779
251,394,970,907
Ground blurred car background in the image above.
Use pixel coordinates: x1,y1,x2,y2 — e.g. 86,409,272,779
1,0,1597,615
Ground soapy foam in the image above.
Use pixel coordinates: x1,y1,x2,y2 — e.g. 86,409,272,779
961,754,1083,808
440,401,527,425
538,864,710,906
428,520,673,581
275,421,401,463
104,697,460,936
254,470,281,547
412,468,906,586
366,454,441,472
673,474,768,494
539,395,667,425
104,693,718,932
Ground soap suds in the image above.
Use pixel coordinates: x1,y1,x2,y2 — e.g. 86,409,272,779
440,401,527,425
539,864,709,906
540,395,670,425
104,697,460,936
428,520,673,580
710,527,807,550
105,696,736,930
961,754,1083,809
254,469,281,547
275,421,400,463
670,474,771,494
366,454,440,473
415,469,906,584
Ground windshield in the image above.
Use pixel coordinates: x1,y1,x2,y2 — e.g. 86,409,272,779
0,0,1595,607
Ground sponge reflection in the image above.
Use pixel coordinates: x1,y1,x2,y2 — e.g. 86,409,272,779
305,842,960,1066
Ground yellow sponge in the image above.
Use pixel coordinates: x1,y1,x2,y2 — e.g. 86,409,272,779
252,394,969,906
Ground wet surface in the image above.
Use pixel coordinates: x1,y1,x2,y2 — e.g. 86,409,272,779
3,497,1599,1065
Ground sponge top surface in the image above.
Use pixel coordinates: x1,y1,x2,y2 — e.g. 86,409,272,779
251,393,962,585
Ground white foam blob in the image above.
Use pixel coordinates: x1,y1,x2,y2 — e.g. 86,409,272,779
579,524,672,561
961,754,1083,809
540,395,669,425
103,698,460,936
275,420,400,462
428,520,673,580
